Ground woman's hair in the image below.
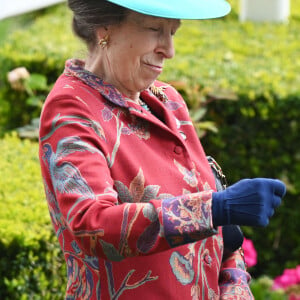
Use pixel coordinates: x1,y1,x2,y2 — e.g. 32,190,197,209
68,0,129,47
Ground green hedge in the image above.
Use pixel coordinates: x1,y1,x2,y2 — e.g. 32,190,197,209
162,0,300,96
250,276,287,300
0,4,81,133
0,0,299,297
0,133,66,299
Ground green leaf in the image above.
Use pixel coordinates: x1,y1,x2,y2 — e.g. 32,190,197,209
26,73,48,91
26,95,43,107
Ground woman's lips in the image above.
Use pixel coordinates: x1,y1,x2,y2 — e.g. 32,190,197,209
144,62,163,73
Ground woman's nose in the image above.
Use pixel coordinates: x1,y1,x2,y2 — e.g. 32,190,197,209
156,35,175,59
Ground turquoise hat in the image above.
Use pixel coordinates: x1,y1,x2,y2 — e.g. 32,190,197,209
106,0,231,19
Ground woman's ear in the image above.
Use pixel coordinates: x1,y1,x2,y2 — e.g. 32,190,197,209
96,27,110,48
96,26,109,42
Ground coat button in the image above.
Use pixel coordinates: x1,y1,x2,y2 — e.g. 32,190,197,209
203,254,212,265
174,146,183,154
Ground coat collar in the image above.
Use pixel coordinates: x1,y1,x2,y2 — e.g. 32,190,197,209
64,59,169,109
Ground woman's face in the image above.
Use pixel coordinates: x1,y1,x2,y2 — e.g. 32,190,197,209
100,12,181,100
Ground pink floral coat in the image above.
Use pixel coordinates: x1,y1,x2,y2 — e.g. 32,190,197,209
39,59,253,299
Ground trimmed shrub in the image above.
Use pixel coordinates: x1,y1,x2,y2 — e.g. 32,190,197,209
0,4,82,133
250,276,287,300
0,133,66,299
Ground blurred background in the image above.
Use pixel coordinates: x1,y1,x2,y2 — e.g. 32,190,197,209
0,0,299,299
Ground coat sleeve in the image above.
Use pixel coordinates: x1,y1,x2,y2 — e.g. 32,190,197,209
219,249,254,299
39,95,218,261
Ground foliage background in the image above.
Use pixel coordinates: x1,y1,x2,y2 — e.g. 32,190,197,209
0,0,299,298
0,133,65,299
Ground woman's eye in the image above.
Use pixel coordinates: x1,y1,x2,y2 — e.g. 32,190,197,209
148,27,160,32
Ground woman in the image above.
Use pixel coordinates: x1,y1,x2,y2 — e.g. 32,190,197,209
39,0,286,299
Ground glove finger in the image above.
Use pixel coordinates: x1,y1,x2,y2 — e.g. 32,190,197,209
273,180,286,197
259,216,269,227
267,208,275,218
272,195,282,208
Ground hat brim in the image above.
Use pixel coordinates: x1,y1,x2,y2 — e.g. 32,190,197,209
106,0,231,20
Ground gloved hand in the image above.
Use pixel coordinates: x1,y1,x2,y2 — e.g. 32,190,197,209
212,178,286,227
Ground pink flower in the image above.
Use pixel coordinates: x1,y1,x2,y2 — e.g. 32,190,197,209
7,67,30,91
242,238,257,268
273,266,300,290
289,294,300,300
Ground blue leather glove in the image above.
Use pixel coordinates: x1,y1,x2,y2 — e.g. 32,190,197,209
212,178,286,227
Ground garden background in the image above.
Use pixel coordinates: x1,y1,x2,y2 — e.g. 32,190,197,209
0,0,299,299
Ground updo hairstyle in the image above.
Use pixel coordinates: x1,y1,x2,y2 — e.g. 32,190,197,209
68,0,129,47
